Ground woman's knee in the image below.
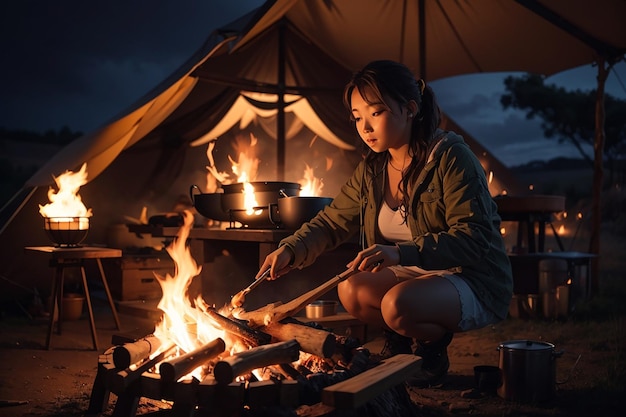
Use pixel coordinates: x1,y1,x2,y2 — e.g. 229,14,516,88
380,283,414,329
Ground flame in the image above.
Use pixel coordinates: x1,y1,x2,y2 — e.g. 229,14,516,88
299,165,324,197
230,133,260,183
205,141,230,192
39,163,92,224
153,211,232,380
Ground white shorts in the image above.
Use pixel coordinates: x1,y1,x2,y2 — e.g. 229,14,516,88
388,265,499,331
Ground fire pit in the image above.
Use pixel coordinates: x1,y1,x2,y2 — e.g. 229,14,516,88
87,324,420,416
86,211,419,415
43,216,90,247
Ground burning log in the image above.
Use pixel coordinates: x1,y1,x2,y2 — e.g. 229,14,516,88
159,338,226,383
261,321,336,358
109,343,176,393
213,339,301,385
112,335,162,369
204,307,271,347
235,268,356,327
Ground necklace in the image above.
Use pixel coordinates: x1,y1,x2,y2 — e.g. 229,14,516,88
388,158,406,172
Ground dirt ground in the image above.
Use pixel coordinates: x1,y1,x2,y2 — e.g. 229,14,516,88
0,297,623,417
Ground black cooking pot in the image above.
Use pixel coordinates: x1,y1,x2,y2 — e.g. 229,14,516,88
220,181,300,213
189,185,230,221
271,196,333,229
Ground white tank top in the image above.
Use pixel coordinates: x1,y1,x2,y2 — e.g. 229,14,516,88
378,200,412,242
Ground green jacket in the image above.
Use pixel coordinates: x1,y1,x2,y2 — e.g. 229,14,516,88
280,130,513,319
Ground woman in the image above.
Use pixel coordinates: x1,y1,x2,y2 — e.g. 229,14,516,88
256,60,513,384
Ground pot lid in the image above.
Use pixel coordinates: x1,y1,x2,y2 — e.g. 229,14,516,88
499,340,555,351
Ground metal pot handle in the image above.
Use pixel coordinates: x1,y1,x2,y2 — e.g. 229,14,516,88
189,184,200,204
268,203,281,225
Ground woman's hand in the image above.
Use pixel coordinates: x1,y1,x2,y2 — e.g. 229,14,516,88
347,244,400,272
257,246,295,280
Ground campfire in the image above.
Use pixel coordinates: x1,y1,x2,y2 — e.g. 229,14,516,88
87,211,421,416
38,162,93,246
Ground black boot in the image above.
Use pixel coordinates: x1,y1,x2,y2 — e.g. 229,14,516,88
377,330,413,360
409,332,453,386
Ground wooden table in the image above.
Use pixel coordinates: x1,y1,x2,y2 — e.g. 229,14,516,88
495,195,566,253
128,225,292,269
25,246,122,350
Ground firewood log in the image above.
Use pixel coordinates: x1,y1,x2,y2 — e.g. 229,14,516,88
159,338,226,383
262,321,336,358
109,343,176,392
112,335,162,369
321,353,421,409
204,308,271,346
213,339,301,385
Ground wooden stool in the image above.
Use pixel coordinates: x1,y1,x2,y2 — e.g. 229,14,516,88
25,246,122,350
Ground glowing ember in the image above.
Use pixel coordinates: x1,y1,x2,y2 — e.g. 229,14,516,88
299,164,324,197
39,163,92,227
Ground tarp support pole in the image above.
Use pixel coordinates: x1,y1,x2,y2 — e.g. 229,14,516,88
589,57,609,296
419,0,426,79
277,19,286,181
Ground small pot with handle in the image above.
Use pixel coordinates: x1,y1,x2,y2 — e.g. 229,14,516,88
270,196,333,229
497,340,564,403
189,185,230,222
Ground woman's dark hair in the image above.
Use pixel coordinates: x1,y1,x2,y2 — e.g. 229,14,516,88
343,60,442,214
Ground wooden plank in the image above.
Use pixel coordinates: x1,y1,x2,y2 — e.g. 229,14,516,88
320,354,421,409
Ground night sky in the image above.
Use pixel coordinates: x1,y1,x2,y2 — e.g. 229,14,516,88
1,0,625,167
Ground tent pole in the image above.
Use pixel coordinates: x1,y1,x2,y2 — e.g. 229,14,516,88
277,19,286,181
589,57,609,296
418,0,426,79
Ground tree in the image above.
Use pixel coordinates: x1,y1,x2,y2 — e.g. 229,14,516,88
500,74,626,184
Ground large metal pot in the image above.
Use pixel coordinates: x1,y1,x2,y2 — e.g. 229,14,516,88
271,196,333,230
189,185,230,221
220,181,300,213
497,340,563,402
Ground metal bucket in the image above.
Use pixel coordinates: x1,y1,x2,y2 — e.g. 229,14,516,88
497,340,563,402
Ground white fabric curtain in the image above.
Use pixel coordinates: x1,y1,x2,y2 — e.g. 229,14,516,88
191,91,355,150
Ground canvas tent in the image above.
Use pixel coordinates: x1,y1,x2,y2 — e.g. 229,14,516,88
7,0,623,298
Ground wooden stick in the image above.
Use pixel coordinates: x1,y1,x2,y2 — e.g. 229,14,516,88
321,354,421,409
235,268,356,327
213,339,301,385
112,335,162,369
159,338,226,383
204,308,271,346
262,321,336,358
